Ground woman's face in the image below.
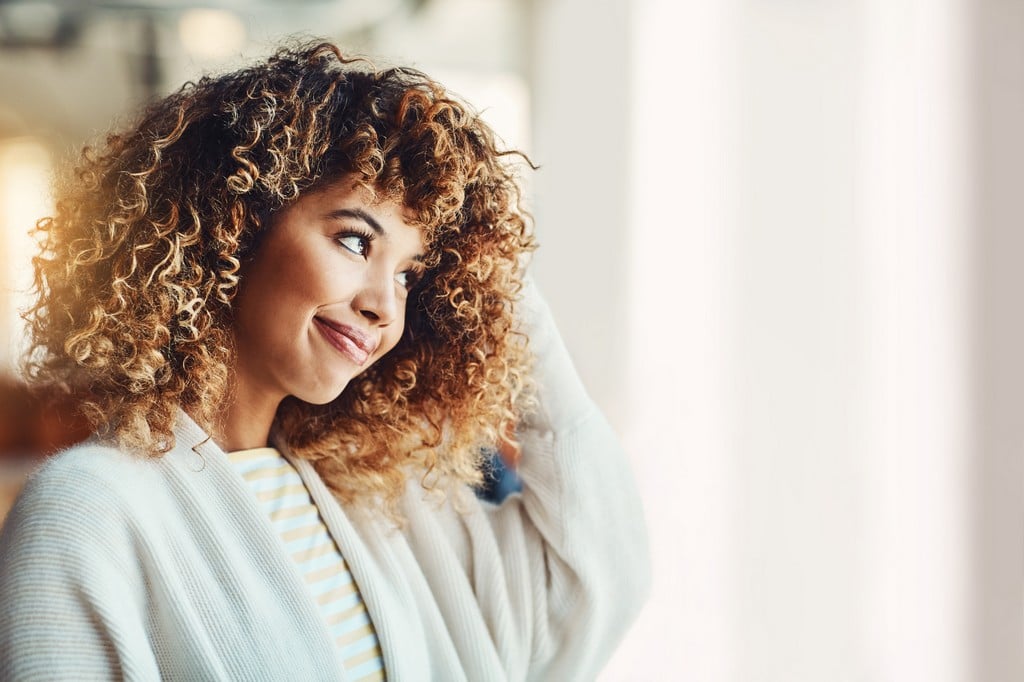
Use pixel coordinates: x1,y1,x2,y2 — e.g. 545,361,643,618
230,179,425,408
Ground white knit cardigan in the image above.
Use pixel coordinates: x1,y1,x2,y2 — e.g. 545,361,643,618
0,281,650,681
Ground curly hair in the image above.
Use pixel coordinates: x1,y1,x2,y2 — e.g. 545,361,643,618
24,40,537,509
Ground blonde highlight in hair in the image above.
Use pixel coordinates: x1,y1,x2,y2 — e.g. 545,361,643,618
25,41,537,510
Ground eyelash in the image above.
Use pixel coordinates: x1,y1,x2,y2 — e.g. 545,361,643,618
335,229,374,257
334,229,424,291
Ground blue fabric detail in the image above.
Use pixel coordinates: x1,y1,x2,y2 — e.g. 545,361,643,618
476,448,523,503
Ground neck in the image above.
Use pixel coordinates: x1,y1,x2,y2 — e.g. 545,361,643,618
217,381,282,452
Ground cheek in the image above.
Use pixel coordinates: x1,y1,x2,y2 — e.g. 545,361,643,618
385,324,405,354
268,253,335,309
377,316,407,359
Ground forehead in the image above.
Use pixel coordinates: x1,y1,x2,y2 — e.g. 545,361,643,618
306,178,422,229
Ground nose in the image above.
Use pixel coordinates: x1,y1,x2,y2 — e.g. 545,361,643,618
352,269,399,327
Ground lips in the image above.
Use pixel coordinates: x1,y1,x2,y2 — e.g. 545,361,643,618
313,317,378,366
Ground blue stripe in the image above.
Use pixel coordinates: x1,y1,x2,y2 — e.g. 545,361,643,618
230,454,282,475
321,592,364,619
291,550,343,575
269,509,321,534
245,470,304,493
339,633,378,659
259,492,312,511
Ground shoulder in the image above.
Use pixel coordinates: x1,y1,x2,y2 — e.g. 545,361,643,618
33,437,150,476
1,440,167,561
0,443,157,656
17,439,160,510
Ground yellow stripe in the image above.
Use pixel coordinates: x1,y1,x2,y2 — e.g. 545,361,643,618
270,504,310,522
336,622,374,648
256,483,307,503
227,447,280,462
305,561,347,586
316,581,357,606
242,463,294,482
291,541,335,564
281,521,327,544
345,644,383,668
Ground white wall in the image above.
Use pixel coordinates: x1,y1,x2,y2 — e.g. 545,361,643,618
527,0,632,433
530,0,1024,679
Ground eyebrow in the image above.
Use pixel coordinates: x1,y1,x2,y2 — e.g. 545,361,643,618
325,208,385,236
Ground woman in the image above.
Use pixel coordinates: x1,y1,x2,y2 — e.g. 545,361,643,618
0,42,649,681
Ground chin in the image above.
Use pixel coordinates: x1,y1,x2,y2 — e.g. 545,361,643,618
296,380,352,406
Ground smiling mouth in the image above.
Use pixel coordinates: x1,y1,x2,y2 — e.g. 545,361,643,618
313,317,376,366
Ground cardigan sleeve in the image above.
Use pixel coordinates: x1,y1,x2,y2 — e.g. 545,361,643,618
470,277,651,680
0,457,160,681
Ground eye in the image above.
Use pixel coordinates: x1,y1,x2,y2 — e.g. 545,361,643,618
395,266,424,291
336,233,370,257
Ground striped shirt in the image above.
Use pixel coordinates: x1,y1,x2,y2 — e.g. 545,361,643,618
227,447,385,681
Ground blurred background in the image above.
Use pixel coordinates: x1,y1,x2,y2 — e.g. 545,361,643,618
0,0,1021,680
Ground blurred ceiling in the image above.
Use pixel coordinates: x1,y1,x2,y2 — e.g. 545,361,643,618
0,0,426,151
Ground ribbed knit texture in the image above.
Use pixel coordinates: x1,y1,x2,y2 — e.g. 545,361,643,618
0,279,651,681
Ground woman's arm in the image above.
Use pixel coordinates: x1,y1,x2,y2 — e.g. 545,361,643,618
476,276,651,679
